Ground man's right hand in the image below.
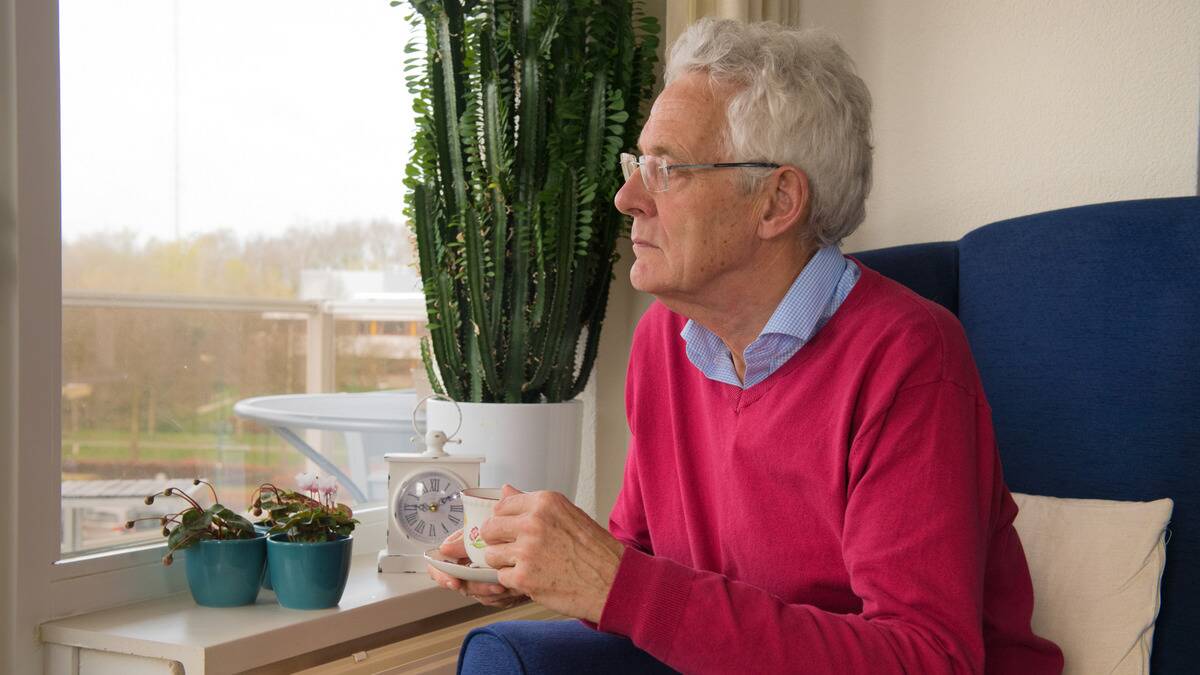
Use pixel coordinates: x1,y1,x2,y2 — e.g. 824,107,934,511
427,528,529,609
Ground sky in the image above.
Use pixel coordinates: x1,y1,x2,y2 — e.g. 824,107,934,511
58,0,420,244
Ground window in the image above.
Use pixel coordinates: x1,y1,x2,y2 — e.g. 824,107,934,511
58,0,422,558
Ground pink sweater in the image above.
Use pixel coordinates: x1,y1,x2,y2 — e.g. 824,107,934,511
599,262,1063,674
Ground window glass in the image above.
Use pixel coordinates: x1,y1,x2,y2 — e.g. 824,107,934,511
59,0,420,557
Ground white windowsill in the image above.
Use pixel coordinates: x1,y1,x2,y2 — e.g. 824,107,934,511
40,551,476,675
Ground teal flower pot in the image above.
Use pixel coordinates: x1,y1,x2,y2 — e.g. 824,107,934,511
253,524,273,590
267,533,353,610
184,533,267,607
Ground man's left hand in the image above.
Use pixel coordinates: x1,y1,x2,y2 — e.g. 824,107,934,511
482,485,626,623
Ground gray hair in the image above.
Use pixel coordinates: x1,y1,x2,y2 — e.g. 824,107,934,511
666,19,873,246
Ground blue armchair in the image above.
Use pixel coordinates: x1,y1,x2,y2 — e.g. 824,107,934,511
460,197,1200,673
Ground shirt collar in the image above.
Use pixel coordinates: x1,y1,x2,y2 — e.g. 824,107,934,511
677,245,853,388
758,244,848,342
680,244,847,347
679,311,723,354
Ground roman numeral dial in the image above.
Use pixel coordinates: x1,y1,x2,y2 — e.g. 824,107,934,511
394,470,468,545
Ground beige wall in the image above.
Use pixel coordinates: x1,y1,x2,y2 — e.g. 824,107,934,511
0,0,16,667
806,0,1200,251
591,1,1200,522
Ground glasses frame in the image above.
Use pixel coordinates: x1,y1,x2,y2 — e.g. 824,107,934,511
620,152,781,193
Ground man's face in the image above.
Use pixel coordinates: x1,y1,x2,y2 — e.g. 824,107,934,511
614,72,760,304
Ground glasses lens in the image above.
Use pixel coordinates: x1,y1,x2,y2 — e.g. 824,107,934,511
619,154,668,191
642,155,666,192
620,153,637,182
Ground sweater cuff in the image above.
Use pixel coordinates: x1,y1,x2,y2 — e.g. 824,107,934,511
597,546,695,659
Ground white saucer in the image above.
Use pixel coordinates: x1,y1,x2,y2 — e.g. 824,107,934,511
424,547,500,584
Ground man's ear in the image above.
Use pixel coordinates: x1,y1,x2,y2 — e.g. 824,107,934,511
756,166,810,241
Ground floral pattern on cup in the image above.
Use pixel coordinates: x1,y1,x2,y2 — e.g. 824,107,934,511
462,487,503,568
468,526,486,549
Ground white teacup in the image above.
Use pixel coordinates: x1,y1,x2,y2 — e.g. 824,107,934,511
461,487,504,568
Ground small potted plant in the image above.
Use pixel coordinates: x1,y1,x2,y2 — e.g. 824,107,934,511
252,473,358,610
251,520,275,590
126,479,266,607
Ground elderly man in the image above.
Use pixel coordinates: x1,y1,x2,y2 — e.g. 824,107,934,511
429,18,1063,674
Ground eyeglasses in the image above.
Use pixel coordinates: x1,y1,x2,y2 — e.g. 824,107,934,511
620,152,781,193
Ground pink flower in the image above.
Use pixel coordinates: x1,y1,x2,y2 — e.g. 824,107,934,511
317,475,338,498
295,472,318,492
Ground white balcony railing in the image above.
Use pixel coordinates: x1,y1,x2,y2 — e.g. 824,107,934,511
59,290,427,557
62,290,427,394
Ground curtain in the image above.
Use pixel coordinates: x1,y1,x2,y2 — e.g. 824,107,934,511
665,0,802,45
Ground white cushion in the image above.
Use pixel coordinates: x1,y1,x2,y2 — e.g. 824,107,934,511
1012,492,1173,675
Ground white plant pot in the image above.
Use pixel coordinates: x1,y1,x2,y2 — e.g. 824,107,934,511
427,400,583,501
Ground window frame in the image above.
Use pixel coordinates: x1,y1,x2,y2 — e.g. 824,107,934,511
6,0,395,642
6,0,64,670
8,0,205,619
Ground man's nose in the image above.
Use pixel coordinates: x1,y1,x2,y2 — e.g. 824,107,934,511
614,173,656,219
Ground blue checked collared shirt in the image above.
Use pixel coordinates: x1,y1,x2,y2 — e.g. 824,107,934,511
680,245,861,389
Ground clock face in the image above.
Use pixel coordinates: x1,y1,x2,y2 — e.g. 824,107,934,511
395,470,467,544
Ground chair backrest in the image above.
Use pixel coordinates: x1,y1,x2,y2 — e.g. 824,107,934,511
855,197,1200,672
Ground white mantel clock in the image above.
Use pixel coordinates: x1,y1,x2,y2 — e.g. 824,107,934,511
378,395,484,574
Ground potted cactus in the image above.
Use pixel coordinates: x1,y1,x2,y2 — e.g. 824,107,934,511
400,0,659,495
253,473,359,610
127,479,266,608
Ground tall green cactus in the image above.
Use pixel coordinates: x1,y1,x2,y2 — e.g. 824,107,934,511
399,0,660,403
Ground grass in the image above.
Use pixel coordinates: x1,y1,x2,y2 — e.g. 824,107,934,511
61,428,318,475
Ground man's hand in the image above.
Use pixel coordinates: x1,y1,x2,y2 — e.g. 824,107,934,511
482,484,626,623
426,525,529,609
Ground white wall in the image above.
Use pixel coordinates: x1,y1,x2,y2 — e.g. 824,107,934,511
803,0,1200,251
